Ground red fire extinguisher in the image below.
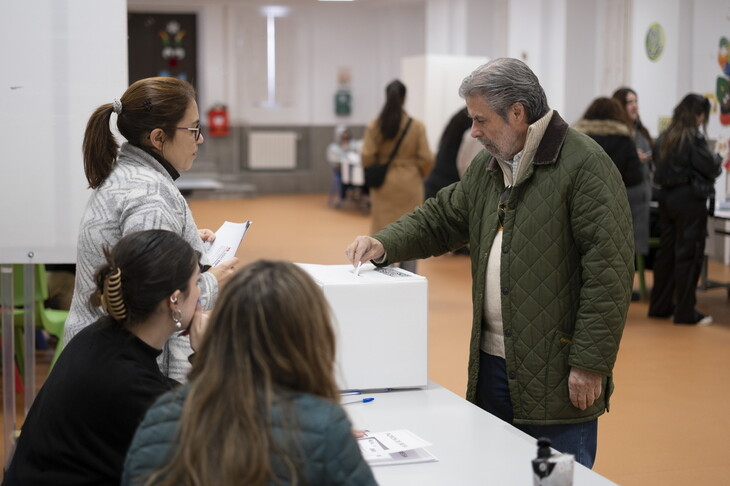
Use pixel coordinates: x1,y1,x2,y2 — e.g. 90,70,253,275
207,104,229,136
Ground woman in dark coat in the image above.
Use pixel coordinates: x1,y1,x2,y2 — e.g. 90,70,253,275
573,97,643,188
424,107,472,200
648,94,721,325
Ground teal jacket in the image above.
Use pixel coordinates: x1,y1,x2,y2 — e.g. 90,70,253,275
122,385,377,486
374,112,633,425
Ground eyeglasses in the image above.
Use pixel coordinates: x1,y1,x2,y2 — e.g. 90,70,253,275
497,185,512,230
171,125,202,142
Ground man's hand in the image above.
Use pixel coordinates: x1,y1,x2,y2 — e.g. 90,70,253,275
568,368,603,410
345,236,385,267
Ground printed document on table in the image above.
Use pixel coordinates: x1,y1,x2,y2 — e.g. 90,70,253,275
358,429,438,466
204,220,252,266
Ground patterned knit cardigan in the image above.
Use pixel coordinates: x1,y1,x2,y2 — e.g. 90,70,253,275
65,143,217,382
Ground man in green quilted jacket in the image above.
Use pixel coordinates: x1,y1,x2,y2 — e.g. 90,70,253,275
345,58,634,468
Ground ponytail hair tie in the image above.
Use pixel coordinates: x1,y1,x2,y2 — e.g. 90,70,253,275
101,267,127,321
112,98,123,115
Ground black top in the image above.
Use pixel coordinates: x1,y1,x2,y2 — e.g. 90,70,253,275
425,108,472,199
653,131,721,189
587,133,643,187
3,318,176,486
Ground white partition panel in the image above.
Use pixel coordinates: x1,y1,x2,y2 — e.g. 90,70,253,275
401,54,487,153
0,0,128,264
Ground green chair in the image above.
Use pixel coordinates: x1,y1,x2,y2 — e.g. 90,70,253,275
636,237,661,301
7,265,68,371
0,267,30,381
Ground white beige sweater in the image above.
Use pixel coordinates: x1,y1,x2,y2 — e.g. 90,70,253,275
65,143,217,382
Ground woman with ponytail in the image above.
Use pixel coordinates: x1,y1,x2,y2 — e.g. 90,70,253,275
649,94,722,325
3,230,207,486
67,77,238,382
122,260,377,486
360,80,433,273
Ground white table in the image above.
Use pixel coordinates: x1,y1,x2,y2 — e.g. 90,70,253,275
700,210,730,295
344,382,617,486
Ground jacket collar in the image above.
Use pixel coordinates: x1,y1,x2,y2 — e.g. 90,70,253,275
487,111,569,171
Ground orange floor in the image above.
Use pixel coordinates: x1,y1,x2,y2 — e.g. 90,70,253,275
4,193,730,485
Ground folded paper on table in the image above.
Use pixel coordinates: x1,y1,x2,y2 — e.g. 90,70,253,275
204,220,252,266
358,429,438,466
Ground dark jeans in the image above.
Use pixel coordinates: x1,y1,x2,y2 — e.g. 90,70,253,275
648,186,708,323
476,352,598,468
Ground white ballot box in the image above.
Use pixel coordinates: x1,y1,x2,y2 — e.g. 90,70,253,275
296,263,428,391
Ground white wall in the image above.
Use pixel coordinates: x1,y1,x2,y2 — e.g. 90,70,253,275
629,0,685,137
689,0,730,206
128,1,427,127
402,55,488,152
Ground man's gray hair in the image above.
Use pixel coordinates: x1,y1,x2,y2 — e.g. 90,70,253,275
459,58,549,124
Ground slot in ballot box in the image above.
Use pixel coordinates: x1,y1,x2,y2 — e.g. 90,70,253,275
296,263,428,391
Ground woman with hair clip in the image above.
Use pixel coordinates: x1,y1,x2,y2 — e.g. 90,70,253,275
66,76,238,382
122,260,378,486
3,230,207,486
361,79,433,273
649,93,722,325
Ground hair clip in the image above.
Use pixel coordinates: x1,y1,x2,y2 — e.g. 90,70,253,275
143,99,153,112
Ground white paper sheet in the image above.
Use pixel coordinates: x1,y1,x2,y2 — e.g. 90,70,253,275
358,429,438,466
204,220,252,266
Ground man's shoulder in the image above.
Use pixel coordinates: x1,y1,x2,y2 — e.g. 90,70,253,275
559,128,613,165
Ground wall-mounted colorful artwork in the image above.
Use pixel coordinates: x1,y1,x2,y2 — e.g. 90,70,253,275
128,13,198,86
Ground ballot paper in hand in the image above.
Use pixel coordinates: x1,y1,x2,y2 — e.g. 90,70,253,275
204,220,252,266
358,429,438,466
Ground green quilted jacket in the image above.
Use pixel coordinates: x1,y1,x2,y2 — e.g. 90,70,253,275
374,112,633,425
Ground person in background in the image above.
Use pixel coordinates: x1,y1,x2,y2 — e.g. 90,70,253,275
326,127,361,208
122,260,377,486
3,230,207,486
346,58,634,468
66,77,238,382
648,93,722,325
425,107,482,256
360,79,434,274
613,87,655,288
573,97,643,188
424,107,474,200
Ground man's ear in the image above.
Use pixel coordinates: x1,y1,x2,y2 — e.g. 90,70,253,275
511,103,525,123
149,128,166,151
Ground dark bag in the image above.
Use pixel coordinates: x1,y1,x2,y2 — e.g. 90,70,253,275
690,172,716,199
364,118,412,188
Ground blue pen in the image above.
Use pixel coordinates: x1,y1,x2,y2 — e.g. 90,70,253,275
341,397,375,405
340,390,362,396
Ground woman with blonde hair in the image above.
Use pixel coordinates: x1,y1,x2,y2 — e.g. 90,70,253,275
122,260,377,486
